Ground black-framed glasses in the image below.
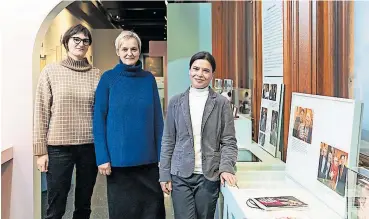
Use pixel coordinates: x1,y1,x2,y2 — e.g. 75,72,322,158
72,37,91,46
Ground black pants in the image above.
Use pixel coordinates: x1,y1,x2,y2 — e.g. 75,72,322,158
45,144,98,219
107,163,165,219
171,174,220,219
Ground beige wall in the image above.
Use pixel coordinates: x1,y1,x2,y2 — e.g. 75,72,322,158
91,29,122,73
1,0,75,218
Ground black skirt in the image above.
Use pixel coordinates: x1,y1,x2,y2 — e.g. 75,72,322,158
106,163,165,219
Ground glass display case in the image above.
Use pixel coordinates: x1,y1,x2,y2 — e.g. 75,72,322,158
346,167,369,219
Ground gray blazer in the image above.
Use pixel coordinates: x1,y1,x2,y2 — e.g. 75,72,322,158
159,88,238,182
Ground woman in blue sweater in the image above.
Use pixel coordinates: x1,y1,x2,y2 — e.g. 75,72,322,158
93,30,165,219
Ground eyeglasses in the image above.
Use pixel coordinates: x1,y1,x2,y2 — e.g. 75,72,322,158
72,37,91,46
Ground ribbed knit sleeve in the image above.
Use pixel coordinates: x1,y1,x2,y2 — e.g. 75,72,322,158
93,72,111,166
152,77,164,161
33,67,52,155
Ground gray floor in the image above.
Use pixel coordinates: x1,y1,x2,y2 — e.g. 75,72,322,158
42,173,174,219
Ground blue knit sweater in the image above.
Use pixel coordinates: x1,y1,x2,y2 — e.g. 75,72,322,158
93,60,164,167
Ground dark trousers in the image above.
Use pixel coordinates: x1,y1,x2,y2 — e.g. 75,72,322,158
45,144,98,219
171,174,220,219
107,163,165,219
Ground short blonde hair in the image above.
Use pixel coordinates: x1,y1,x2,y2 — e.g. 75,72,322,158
115,30,142,53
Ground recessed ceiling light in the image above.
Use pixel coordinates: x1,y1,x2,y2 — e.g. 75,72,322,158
153,11,156,14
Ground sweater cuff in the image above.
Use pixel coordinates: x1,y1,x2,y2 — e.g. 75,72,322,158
219,165,236,175
159,168,171,182
96,157,110,166
33,143,48,156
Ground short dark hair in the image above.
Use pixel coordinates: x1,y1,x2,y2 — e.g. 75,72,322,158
61,24,92,51
189,51,216,72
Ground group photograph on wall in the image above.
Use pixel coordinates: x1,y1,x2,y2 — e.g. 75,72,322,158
316,142,348,197
262,83,277,101
258,79,284,157
292,106,314,144
269,110,279,147
260,107,268,132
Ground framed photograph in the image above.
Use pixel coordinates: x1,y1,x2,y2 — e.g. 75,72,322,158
143,56,163,77
224,79,233,92
214,78,223,89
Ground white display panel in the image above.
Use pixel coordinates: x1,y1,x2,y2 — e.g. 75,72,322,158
286,93,362,217
262,0,283,77
258,77,284,157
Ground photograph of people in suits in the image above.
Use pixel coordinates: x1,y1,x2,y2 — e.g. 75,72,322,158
259,107,268,132
317,142,348,197
269,110,279,147
262,84,270,99
292,107,313,144
269,84,277,101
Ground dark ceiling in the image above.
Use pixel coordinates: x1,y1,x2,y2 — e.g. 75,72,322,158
66,1,207,53
66,0,168,53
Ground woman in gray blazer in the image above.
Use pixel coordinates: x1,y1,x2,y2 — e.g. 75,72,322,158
159,51,238,219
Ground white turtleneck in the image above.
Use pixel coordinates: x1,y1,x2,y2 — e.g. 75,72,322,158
189,86,209,174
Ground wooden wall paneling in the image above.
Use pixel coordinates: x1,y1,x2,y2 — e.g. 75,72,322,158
252,1,263,143
228,1,237,81
317,1,335,96
347,1,354,99
311,0,317,95
298,0,312,94
235,1,248,89
237,1,247,88
335,1,351,99
212,1,222,78
283,1,293,161
212,1,239,81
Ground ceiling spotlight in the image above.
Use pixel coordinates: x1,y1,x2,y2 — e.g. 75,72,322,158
164,16,167,21
116,15,120,19
153,11,156,14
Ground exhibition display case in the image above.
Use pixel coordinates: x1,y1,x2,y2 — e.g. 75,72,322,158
346,167,369,219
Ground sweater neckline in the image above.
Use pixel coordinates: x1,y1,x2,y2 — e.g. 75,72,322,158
190,86,209,97
117,59,143,77
60,56,92,72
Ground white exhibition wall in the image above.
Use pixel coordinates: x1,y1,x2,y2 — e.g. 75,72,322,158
0,1,71,218
286,93,362,217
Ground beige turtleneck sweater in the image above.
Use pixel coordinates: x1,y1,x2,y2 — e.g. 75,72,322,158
33,57,101,155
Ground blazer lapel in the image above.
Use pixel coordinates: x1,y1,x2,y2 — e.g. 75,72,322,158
180,89,193,138
201,88,217,132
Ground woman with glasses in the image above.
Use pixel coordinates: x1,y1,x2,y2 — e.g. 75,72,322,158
33,24,100,219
